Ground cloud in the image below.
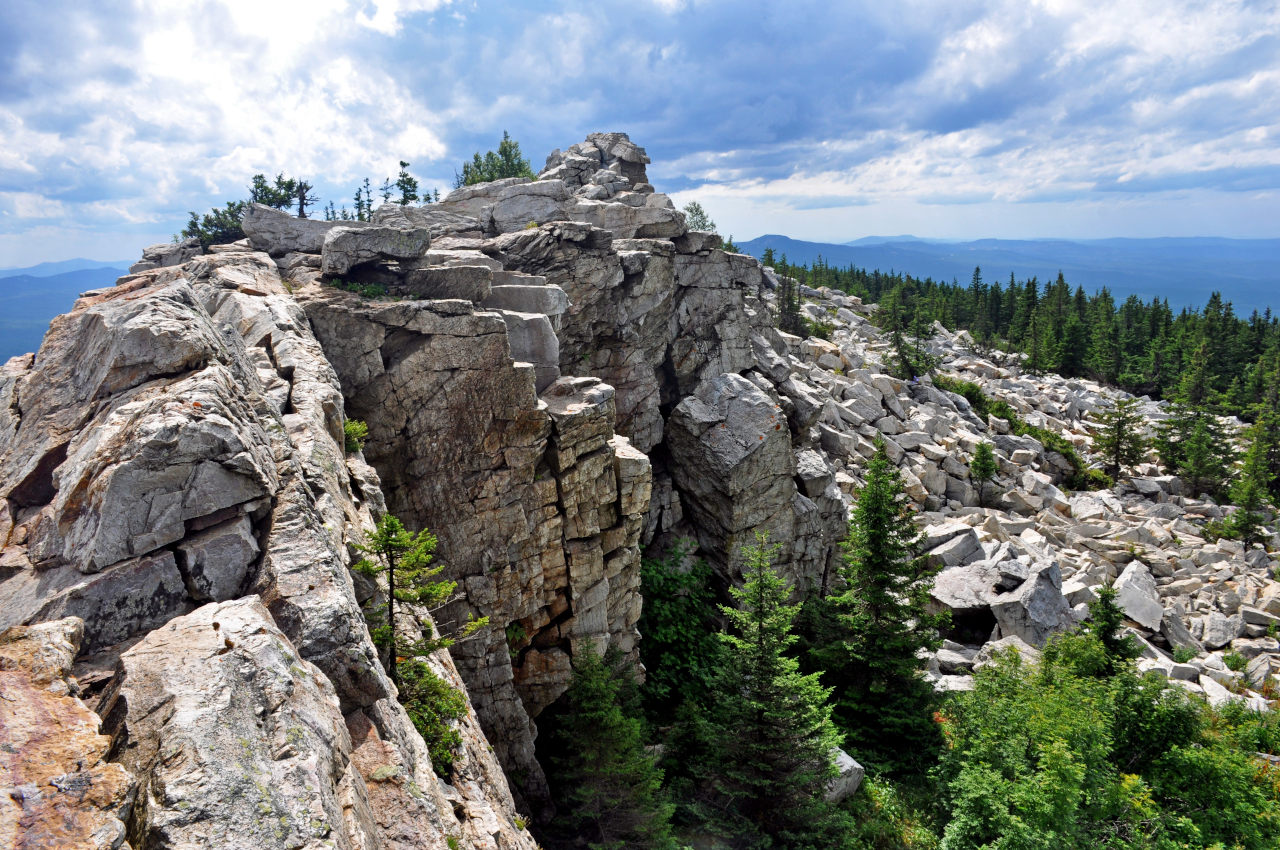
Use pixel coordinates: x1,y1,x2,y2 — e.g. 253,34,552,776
1,0,1279,265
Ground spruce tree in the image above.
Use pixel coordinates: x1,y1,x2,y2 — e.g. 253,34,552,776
1180,417,1233,498
681,201,715,232
353,514,485,685
548,647,676,850
395,160,420,206
702,534,848,849
1227,422,1274,546
1092,396,1147,479
969,442,998,507
805,439,947,775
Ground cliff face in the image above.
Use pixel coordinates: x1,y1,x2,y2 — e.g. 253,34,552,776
3,131,1277,847
0,246,536,848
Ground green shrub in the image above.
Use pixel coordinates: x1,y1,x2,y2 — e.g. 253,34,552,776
343,419,368,454
330,278,387,298
397,659,468,776
638,539,721,723
182,200,247,249
1224,651,1248,672
1172,645,1197,664
846,776,940,850
804,317,835,341
935,629,1280,849
505,621,528,655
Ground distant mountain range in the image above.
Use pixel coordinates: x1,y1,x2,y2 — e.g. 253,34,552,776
1,264,127,362
736,235,1280,315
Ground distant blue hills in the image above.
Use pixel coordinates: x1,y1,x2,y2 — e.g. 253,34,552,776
1,263,128,362
736,235,1280,315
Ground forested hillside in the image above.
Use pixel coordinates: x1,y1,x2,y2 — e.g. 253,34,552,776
764,248,1279,416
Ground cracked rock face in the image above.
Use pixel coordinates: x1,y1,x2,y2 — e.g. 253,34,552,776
2,246,535,849
0,618,134,850
299,285,651,814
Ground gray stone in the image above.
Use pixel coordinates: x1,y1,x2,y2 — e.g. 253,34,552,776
825,749,865,803
174,514,258,601
321,224,431,276
666,373,806,580
130,238,200,273
402,264,494,302
991,561,1075,646
973,635,1042,668
499,310,561,392
481,283,571,316
99,598,375,850
928,528,983,566
242,202,352,256
1161,608,1204,652
1114,560,1164,630
1202,611,1245,649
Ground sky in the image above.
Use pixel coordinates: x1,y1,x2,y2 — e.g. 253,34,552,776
1,0,1278,267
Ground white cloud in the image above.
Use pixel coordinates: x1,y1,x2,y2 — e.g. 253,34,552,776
354,0,454,34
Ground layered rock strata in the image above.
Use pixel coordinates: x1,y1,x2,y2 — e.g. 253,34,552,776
0,245,535,848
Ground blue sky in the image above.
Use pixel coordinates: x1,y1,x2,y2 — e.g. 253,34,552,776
1,0,1278,266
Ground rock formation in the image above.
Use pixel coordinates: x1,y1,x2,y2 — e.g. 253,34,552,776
3,131,1277,846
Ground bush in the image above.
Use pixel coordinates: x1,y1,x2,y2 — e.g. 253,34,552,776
397,659,468,775
330,278,387,298
846,776,940,850
181,200,247,249
637,540,720,723
1172,645,1197,664
343,419,368,454
804,317,835,340
935,630,1280,849
1224,651,1248,672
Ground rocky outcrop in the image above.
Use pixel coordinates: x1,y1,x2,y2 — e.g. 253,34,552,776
1,244,535,848
298,286,651,812
0,618,134,850
4,129,1278,847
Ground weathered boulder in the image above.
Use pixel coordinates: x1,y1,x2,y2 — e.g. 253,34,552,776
825,749,865,803
98,597,378,850
666,373,800,579
129,237,200,273
990,561,1075,646
321,224,431,276
0,618,134,849
441,178,573,235
1114,560,1164,630
243,203,354,256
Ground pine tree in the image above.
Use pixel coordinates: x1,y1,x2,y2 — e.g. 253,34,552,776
352,514,484,686
549,647,676,850
969,442,999,507
395,160,419,206
702,534,849,849
293,180,319,219
455,130,535,187
1227,422,1274,546
805,440,947,775
1092,396,1147,479
249,172,297,209
681,201,716,232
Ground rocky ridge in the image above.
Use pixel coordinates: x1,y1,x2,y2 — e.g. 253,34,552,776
2,131,1276,846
